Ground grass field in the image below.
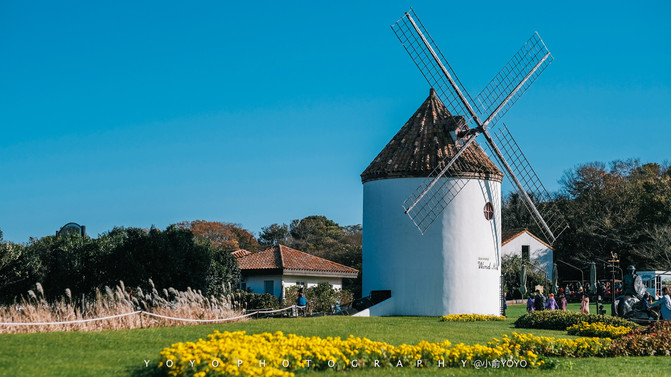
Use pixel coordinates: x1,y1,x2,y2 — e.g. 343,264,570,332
0,303,666,377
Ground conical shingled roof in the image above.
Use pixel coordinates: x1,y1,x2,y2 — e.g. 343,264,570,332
361,89,503,183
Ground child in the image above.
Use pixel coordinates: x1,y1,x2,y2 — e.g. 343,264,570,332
580,294,590,314
546,293,558,310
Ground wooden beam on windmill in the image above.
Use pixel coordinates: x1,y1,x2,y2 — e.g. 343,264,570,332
392,8,568,244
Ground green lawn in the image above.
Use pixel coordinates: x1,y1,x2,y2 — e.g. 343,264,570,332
0,304,665,377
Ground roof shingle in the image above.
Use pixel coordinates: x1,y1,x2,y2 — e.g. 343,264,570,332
361,88,503,183
236,245,359,277
231,249,252,258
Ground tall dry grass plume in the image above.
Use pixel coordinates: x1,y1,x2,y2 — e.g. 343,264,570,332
0,280,245,333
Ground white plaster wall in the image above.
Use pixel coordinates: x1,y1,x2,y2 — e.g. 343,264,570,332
501,233,553,278
362,177,501,316
245,275,283,298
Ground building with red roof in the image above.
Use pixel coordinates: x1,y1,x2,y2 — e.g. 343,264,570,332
234,244,358,298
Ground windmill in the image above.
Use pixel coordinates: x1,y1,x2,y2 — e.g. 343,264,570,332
391,9,568,244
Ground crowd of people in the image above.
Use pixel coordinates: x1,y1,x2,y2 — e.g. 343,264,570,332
521,286,671,321
555,282,624,302
525,290,578,312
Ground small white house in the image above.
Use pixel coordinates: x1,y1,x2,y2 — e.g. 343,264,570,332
501,228,553,279
234,245,359,299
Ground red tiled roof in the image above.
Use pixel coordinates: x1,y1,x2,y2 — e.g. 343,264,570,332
237,247,282,270
502,228,553,250
361,88,503,183
237,245,359,277
231,249,252,258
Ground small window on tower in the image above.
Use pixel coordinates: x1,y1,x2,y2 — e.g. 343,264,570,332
484,202,494,220
522,245,530,261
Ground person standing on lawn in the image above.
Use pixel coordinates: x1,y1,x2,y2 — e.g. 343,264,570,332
558,293,568,310
650,286,671,321
546,293,559,310
580,293,590,314
502,292,507,317
526,294,535,312
296,291,307,307
533,290,546,311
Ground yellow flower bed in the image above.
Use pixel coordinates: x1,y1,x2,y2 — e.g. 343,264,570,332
566,321,632,339
488,332,613,358
158,331,543,376
440,314,506,322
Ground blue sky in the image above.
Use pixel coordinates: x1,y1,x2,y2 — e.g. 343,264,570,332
1,1,670,243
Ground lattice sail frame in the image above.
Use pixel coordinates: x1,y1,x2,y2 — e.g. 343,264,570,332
403,137,492,233
483,125,568,243
393,9,568,244
473,32,553,126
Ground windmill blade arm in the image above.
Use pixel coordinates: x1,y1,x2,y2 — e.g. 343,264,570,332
481,124,568,244
402,136,501,234
475,32,553,128
392,9,481,126
404,136,477,215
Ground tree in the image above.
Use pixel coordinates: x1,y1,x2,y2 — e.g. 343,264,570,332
260,216,363,298
176,220,258,252
552,160,671,272
501,159,671,281
0,241,28,295
631,224,671,270
0,225,241,303
501,255,548,299
103,226,239,295
502,192,539,233
258,223,290,247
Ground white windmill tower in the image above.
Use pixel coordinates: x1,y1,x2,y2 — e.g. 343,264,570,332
357,9,568,317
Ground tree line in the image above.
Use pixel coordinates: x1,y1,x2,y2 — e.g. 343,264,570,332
1,159,669,303
504,159,671,281
0,216,362,303
0,226,240,303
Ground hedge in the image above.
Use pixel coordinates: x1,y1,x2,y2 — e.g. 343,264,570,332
514,310,639,330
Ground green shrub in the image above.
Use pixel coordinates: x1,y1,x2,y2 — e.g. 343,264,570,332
247,293,279,310
284,283,353,313
230,290,280,310
514,310,638,330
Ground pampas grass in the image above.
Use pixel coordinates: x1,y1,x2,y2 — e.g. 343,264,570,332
0,281,244,333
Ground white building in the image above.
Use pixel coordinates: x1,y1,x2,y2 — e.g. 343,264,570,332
638,271,671,298
501,228,553,279
358,88,504,317
234,245,359,299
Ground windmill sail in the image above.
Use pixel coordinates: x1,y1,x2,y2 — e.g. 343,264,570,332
473,32,553,127
392,9,567,244
483,124,568,243
392,9,479,127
